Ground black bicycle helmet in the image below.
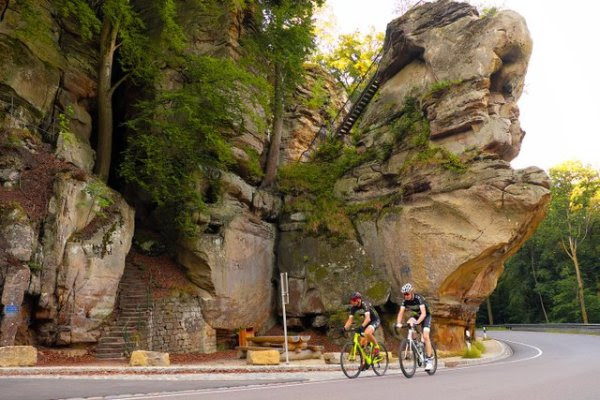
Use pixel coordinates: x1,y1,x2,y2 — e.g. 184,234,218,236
350,291,362,301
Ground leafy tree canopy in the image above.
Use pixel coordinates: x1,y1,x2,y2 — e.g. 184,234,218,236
479,161,600,325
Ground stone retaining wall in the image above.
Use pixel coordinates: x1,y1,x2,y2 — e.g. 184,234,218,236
148,295,216,354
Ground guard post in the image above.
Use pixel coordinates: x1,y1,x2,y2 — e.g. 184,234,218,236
465,328,472,351
280,272,290,364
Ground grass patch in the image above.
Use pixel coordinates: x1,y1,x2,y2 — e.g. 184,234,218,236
473,340,485,353
462,347,482,358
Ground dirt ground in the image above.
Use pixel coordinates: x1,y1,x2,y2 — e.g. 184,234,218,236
35,327,346,366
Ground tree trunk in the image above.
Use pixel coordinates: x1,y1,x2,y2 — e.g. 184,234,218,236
261,64,284,189
94,17,119,182
486,297,494,325
569,239,589,324
530,248,549,323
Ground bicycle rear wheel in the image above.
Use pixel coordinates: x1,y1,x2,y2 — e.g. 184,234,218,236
426,343,438,375
371,343,389,376
340,343,363,379
399,339,417,378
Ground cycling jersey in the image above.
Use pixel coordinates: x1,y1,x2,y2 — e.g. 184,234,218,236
349,300,380,324
401,293,430,317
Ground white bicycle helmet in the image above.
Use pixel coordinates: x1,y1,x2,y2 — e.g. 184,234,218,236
401,283,413,294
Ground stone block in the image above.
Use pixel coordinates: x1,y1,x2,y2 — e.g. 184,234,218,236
129,350,170,367
0,346,37,367
246,350,280,365
323,352,340,364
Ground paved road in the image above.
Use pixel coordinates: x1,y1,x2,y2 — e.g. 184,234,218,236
1,331,598,400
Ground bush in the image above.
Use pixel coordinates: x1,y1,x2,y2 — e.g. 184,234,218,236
473,340,485,353
462,346,482,358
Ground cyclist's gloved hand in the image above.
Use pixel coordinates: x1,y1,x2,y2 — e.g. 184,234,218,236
340,327,347,335
358,326,365,335
395,323,402,329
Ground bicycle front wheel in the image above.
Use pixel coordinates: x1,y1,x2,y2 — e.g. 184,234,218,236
426,343,438,375
340,342,363,379
399,339,417,378
372,343,389,376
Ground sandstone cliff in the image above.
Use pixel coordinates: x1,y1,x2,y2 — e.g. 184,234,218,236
278,1,550,350
0,0,550,354
0,1,134,346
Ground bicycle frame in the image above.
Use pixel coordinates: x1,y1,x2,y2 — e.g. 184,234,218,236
349,331,376,365
404,324,426,365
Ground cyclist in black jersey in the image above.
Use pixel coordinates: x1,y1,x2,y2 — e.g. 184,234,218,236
343,292,381,361
395,283,434,371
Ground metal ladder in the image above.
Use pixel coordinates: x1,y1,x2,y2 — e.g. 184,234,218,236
331,50,383,137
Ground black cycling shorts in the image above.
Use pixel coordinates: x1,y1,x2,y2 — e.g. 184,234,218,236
420,314,432,330
367,319,381,331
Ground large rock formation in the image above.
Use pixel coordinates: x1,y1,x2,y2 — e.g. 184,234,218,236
280,64,347,164
278,1,550,350
0,1,134,346
176,177,280,331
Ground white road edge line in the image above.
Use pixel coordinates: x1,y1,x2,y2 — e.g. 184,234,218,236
64,339,545,400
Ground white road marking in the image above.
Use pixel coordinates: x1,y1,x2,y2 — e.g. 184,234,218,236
47,338,546,399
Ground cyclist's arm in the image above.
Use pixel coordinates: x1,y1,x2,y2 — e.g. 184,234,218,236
344,315,353,330
362,312,371,328
415,304,426,324
396,306,406,324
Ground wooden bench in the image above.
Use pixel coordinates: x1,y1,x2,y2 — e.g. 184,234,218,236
236,335,324,361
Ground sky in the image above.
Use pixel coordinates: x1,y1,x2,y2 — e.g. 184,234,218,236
324,0,600,172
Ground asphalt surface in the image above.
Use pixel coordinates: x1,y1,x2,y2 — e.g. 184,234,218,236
1,330,599,400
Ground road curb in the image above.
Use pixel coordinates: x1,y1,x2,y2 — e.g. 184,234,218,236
442,339,512,368
0,340,511,377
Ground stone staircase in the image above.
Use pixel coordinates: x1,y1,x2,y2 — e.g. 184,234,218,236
93,264,152,360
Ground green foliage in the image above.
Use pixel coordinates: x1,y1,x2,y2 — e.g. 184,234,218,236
479,161,600,325
247,0,323,93
14,0,62,66
103,0,158,84
392,97,429,143
278,137,374,237
462,346,482,358
314,25,383,94
57,105,76,145
240,146,265,181
302,77,328,110
54,0,101,40
391,96,466,173
83,180,115,217
27,260,43,272
473,340,485,353
345,193,403,220
423,79,462,98
120,56,270,235
481,7,498,18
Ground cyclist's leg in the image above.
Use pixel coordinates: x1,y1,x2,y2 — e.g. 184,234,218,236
422,315,433,358
364,322,379,347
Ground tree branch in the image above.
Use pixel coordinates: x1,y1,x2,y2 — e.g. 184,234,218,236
109,72,131,97
560,239,575,261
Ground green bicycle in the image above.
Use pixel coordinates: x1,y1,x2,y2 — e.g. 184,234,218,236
340,328,389,379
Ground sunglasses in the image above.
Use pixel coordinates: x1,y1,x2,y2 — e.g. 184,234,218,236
403,293,411,297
